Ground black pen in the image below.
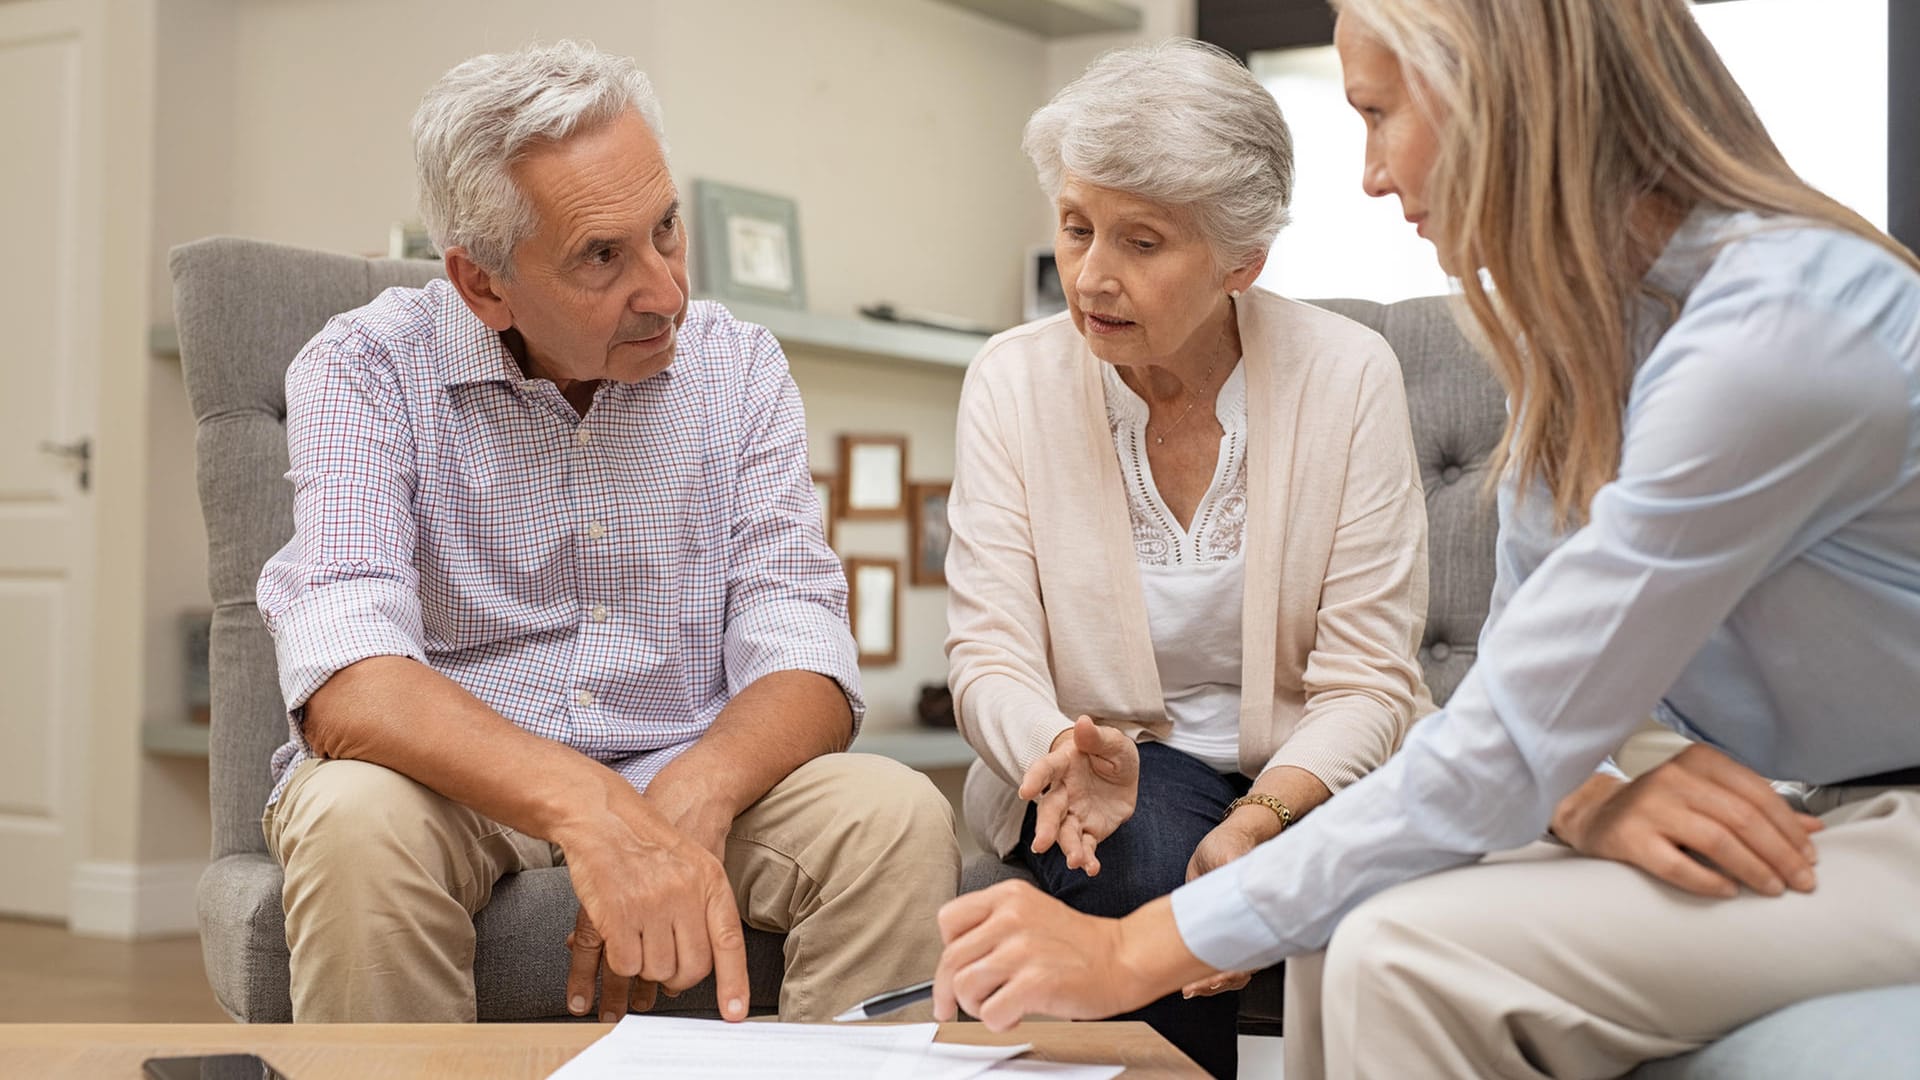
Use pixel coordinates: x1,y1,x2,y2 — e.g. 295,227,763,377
832,979,936,1022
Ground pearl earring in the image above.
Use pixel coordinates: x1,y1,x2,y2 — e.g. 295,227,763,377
1229,289,1242,299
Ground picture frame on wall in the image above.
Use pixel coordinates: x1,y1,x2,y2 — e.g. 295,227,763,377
836,434,907,519
693,179,807,310
1023,244,1067,322
387,220,438,262
811,472,838,549
907,481,952,587
845,557,900,666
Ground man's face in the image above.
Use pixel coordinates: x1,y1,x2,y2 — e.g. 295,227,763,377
496,109,690,385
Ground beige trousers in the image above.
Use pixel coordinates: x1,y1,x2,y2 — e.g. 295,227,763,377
1283,787,1920,1080
265,752,960,1023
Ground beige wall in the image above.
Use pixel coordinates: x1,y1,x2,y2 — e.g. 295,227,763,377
214,0,1046,327
135,0,239,864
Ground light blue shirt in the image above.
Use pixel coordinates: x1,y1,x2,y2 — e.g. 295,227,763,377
1173,209,1920,970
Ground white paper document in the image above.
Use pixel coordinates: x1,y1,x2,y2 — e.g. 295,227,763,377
546,1016,1061,1080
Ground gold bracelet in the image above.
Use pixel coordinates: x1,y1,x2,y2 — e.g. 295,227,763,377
1224,793,1294,832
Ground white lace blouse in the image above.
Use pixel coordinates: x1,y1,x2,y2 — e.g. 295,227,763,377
1101,360,1248,772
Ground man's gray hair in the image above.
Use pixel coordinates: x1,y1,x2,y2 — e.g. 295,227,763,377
412,40,666,277
1023,39,1293,268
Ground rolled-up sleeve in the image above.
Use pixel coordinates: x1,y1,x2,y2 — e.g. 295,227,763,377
1263,340,1431,790
720,328,864,730
257,326,428,737
1174,287,1912,968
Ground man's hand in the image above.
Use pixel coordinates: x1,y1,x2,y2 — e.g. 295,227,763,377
933,882,1209,1031
647,774,735,865
1551,743,1824,899
1175,810,1272,999
1019,716,1140,876
555,783,750,1024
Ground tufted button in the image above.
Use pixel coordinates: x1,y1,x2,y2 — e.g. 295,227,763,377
1429,641,1452,661
1441,465,1463,485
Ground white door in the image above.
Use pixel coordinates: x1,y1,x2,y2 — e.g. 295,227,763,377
0,0,101,919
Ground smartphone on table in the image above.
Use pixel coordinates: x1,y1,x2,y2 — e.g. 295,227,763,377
140,1053,292,1080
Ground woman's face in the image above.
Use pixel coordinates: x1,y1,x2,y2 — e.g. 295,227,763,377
1052,175,1259,368
1335,15,1444,249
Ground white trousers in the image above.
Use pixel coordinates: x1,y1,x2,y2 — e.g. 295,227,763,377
1283,787,1920,1080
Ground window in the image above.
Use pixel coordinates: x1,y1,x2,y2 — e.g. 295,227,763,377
1250,0,1889,303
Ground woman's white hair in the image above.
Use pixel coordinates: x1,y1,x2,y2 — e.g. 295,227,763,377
1024,38,1293,268
411,40,665,277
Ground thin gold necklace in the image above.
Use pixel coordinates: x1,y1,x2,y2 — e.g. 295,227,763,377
1148,355,1220,446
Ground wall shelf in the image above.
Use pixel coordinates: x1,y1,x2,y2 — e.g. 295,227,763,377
142,720,210,758
147,306,985,370
721,302,984,370
849,728,976,771
936,0,1143,37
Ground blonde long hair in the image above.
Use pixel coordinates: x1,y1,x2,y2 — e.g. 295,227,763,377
1333,0,1920,524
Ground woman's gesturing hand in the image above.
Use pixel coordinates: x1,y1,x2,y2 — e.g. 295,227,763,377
1018,716,1141,876
1550,743,1824,898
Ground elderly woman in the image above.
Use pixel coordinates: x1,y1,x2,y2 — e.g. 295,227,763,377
944,39,1432,1077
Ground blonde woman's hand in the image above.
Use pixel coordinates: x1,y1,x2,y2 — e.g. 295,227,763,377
1551,743,1824,898
1018,716,1140,877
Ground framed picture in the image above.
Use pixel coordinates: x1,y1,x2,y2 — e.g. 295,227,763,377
836,434,907,519
908,482,952,587
693,179,807,310
845,557,900,666
387,221,438,262
811,472,838,549
1023,244,1067,322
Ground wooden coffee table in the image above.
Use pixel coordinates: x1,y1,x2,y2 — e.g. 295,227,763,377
0,1021,1207,1078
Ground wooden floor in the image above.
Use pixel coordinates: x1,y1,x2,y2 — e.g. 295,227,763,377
0,919,230,1024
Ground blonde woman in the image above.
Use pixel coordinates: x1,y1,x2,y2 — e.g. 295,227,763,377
932,2,1920,1076
942,39,1431,1077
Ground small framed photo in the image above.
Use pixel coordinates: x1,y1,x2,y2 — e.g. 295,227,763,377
811,472,838,549
845,557,900,666
693,179,807,310
1023,244,1067,322
387,221,439,262
908,482,952,587
836,434,907,520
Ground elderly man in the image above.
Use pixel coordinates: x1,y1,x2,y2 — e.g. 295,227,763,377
256,40,959,1025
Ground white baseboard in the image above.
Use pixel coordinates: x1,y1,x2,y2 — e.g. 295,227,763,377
68,859,205,940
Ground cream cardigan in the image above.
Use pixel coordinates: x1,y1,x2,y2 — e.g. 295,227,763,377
945,288,1436,856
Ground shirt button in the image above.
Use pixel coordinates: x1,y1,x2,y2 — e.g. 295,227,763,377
590,604,609,623
575,428,592,446
574,689,595,708
587,522,606,540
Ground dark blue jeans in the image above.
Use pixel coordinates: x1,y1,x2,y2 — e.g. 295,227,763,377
1017,741,1251,1079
